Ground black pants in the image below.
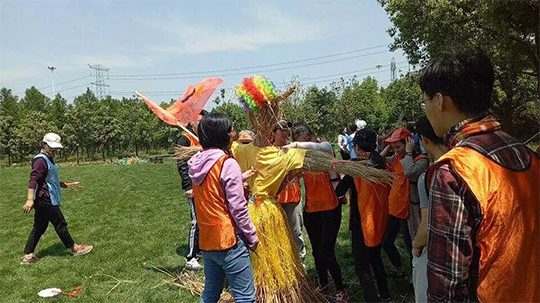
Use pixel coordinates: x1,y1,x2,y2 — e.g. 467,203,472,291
382,215,412,269
339,150,351,160
351,223,390,302
304,205,345,290
24,199,75,254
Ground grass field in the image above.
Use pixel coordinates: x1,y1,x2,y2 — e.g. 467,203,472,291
0,160,413,303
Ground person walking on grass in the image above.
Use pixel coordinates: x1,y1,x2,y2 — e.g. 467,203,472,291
380,128,429,279
272,120,307,261
188,113,259,303
287,122,349,303
410,116,448,303
21,133,93,265
176,109,207,271
421,50,539,302
336,129,392,302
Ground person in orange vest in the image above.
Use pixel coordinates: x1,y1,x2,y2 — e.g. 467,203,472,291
335,128,392,302
237,130,255,145
288,122,348,303
176,109,207,271
381,127,429,278
188,113,259,303
410,116,448,303
272,120,307,261
421,50,539,302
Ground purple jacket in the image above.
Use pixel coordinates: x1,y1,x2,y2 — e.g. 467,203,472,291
188,148,258,245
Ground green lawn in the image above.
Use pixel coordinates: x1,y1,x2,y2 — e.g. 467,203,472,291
0,160,413,303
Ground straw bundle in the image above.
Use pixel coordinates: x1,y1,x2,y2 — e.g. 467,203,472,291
248,200,327,303
175,145,201,160
304,149,394,184
163,270,234,303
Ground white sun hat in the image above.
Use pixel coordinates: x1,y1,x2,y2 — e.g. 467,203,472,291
42,133,63,149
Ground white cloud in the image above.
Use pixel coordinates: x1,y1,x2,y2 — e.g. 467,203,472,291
0,66,42,83
147,4,325,55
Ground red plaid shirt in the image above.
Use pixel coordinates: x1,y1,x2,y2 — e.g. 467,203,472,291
426,114,535,302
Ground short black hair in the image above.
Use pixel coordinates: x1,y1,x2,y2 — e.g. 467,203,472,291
198,113,232,150
348,123,358,133
415,115,444,145
353,128,377,152
291,122,314,141
419,50,494,115
200,110,208,116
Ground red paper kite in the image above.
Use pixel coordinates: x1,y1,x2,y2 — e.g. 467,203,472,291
136,77,224,127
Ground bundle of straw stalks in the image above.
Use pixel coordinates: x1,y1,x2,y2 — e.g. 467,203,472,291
247,200,327,303
175,146,393,184
303,149,394,184
247,86,295,147
151,267,234,303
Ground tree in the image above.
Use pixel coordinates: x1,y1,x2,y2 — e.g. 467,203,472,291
12,111,57,161
48,94,68,130
20,86,49,114
380,72,423,124
0,115,16,166
212,97,251,133
379,0,540,140
0,88,19,120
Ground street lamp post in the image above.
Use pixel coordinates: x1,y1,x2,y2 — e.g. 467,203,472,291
48,66,56,98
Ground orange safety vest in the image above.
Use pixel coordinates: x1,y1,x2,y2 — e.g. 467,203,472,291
435,147,539,302
388,154,427,219
277,181,301,204
184,132,201,148
303,172,339,213
192,155,237,251
353,178,389,247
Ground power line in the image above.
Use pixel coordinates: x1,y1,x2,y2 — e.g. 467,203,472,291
109,44,389,78
16,75,93,95
56,83,93,93
109,50,390,81
108,64,405,96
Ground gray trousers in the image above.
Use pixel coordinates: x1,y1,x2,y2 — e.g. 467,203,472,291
412,248,428,302
280,202,306,260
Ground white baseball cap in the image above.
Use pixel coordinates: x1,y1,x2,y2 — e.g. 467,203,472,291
42,133,63,149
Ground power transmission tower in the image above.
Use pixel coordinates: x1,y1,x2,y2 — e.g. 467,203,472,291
390,57,397,82
375,64,383,82
88,64,110,99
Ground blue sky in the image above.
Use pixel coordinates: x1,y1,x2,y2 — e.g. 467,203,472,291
0,0,410,108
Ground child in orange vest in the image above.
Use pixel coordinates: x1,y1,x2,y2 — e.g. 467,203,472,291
336,129,392,302
188,113,259,303
288,122,348,303
421,50,539,302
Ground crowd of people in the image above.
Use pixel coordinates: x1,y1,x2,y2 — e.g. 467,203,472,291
21,50,539,303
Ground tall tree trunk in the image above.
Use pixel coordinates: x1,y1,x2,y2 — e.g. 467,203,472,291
76,146,80,165
8,153,11,167
102,146,106,162
135,143,139,157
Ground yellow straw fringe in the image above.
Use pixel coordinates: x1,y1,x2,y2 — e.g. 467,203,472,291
248,200,327,303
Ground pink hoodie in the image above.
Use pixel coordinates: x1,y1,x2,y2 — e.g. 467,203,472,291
188,148,258,245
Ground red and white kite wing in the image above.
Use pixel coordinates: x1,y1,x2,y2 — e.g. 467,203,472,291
136,92,180,126
167,77,224,126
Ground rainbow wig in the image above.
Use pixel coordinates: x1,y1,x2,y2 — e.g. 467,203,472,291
235,75,278,114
